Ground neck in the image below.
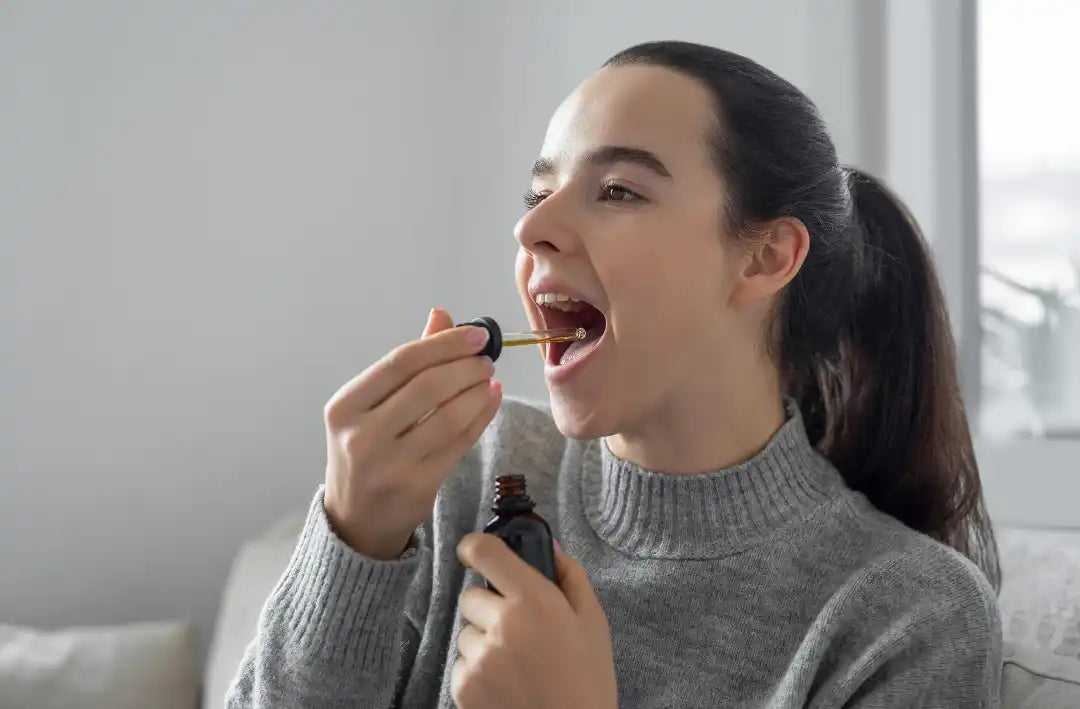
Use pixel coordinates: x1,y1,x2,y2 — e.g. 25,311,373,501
605,357,786,475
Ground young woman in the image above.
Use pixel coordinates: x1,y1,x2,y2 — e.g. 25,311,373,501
229,41,1001,708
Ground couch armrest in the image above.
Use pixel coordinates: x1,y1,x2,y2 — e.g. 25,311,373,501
202,513,303,709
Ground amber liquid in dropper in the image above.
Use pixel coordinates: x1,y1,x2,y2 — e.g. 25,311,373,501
501,327,586,347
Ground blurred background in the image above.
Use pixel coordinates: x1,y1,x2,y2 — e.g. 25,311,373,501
978,0,1080,438
3,0,1078,692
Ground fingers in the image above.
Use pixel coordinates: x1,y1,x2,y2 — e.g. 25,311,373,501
326,320,489,424
450,657,476,708
553,538,575,587
457,532,549,600
456,622,484,662
417,379,502,471
382,355,495,436
320,308,500,564
458,585,504,632
422,307,455,338
365,326,490,411
400,373,498,454
421,308,437,338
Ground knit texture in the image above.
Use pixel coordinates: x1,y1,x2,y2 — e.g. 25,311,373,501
227,397,1002,707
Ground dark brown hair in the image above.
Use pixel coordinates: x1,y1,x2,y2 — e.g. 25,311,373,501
607,41,999,589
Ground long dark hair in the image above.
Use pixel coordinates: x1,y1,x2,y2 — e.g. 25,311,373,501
606,41,999,588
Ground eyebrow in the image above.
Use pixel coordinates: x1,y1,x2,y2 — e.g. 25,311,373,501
531,145,673,180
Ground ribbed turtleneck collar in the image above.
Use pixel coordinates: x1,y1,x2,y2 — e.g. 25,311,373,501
580,401,847,559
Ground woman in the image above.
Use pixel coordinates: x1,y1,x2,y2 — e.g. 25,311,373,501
229,41,1001,708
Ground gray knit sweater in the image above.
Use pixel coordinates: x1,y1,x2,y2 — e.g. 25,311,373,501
227,397,1002,707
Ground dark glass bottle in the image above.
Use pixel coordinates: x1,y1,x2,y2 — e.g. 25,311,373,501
482,474,556,592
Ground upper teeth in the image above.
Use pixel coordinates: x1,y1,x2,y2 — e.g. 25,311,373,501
535,292,585,312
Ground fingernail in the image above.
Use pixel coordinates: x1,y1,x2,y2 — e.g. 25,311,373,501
552,538,562,553
482,356,495,374
465,327,489,346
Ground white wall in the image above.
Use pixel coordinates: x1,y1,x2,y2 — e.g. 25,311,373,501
5,0,888,666
7,0,476,664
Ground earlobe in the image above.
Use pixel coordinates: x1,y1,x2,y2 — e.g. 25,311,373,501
730,218,810,307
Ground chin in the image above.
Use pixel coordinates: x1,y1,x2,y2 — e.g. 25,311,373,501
548,392,615,440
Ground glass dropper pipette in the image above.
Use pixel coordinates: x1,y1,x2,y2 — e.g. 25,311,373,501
501,327,586,347
456,316,585,361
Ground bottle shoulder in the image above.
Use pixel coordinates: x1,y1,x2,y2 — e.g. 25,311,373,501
483,510,551,534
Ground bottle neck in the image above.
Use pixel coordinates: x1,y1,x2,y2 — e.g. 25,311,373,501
492,494,535,514
493,475,533,514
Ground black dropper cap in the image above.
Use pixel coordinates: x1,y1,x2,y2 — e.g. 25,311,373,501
457,316,502,362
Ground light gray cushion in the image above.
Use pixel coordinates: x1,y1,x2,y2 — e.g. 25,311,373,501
997,526,1080,659
1002,642,1080,708
0,620,198,709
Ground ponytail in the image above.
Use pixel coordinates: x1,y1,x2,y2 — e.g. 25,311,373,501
607,42,999,588
793,168,999,589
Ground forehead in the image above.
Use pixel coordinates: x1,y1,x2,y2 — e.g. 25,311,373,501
540,64,717,170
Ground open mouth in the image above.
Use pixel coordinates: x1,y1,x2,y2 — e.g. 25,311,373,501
534,295,607,366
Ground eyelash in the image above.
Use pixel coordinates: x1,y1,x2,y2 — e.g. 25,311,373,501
523,183,641,210
523,189,546,210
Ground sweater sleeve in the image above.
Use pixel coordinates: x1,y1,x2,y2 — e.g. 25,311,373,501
840,554,1003,708
225,486,432,709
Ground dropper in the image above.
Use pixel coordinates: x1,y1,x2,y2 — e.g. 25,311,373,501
503,327,586,347
456,316,586,362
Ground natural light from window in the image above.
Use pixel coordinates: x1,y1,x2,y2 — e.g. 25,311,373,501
978,0,1080,438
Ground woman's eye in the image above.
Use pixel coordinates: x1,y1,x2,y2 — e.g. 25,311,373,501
601,184,640,203
523,189,548,210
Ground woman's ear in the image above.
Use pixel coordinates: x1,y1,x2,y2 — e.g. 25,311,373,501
729,217,809,308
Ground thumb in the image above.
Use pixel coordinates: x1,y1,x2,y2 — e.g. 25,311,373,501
421,307,455,338
553,539,604,619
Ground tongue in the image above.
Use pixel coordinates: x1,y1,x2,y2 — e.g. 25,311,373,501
559,325,603,366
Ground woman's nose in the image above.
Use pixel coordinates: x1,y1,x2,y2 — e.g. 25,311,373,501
514,194,579,257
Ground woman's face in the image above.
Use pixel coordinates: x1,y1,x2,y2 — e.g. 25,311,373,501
515,64,757,439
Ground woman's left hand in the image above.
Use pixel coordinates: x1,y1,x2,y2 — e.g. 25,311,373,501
452,533,618,709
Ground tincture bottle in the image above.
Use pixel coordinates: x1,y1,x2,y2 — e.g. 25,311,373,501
482,474,556,592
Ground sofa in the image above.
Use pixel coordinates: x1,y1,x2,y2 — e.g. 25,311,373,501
3,514,1079,707
203,515,1080,707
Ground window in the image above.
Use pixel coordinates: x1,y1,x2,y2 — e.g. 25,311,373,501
978,0,1080,438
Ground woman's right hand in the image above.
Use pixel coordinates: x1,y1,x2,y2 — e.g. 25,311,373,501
322,308,502,560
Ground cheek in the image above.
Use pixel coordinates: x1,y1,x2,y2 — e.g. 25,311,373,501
634,241,722,319
515,248,533,296
668,224,738,313
515,249,542,329
609,232,730,361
